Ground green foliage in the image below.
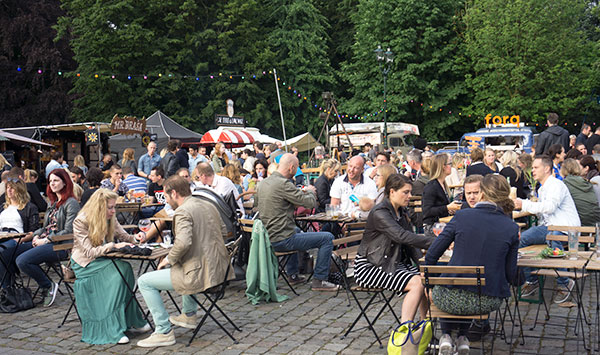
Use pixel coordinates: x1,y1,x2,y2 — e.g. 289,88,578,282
463,0,598,126
340,0,472,140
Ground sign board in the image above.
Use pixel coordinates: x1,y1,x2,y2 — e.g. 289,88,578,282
329,132,381,148
84,129,99,146
215,114,245,127
484,114,520,127
110,114,146,135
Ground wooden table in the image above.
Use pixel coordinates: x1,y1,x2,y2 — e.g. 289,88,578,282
517,249,593,350
0,233,27,287
105,246,176,330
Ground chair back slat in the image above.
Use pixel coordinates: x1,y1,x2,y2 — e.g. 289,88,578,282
547,225,595,233
53,243,74,252
420,265,485,274
51,234,74,243
421,277,486,286
239,218,255,233
546,234,594,244
333,233,363,247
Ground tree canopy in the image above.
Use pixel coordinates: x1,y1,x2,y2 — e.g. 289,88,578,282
2,0,599,141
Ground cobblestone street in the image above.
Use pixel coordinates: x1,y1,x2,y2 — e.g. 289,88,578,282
0,267,597,354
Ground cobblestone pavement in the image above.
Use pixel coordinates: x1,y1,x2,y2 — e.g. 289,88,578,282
0,265,598,354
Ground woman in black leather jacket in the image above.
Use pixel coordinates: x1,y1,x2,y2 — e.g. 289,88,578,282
355,174,434,323
0,176,39,288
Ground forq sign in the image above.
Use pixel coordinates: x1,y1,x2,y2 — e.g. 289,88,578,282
485,114,520,126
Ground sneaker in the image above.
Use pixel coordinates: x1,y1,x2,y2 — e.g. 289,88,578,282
466,319,491,341
42,282,59,307
520,281,539,297
287,273,306,286
128,323,152,333
456,335,470,355
118,335,130,344
137,329,176,348
311,279,341,291
554,278,575,304
169,313,197,329
439,333,453,355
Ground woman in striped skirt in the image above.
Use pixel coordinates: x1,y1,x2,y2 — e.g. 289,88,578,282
355,174,435,323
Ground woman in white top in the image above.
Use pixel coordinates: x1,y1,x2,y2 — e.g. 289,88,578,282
0,176,39,288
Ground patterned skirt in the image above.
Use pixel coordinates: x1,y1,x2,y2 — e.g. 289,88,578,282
354,254,419,292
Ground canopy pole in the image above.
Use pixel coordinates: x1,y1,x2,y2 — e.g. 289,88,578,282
273,68,288,152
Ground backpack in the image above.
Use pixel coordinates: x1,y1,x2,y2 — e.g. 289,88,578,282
191,187,240,238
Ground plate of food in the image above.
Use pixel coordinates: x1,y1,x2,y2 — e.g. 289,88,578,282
539,247,566,258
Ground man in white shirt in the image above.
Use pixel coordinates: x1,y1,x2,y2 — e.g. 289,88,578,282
45,151,68,178
192,162,244,214
513,155,579,303
330,156,378,216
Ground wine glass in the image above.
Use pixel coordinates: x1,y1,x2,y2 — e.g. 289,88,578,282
137,219,151,242
432,222,446,237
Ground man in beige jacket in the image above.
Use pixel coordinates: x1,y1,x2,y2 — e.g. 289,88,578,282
137,175,232,347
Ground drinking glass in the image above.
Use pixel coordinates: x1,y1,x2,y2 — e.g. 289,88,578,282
568,230,579,260
432,222,446,237
138,219,151,234
162,230,172,246
325,204,333,217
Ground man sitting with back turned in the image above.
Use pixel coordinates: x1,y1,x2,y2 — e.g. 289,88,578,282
137,175,232,347
255,153,340,291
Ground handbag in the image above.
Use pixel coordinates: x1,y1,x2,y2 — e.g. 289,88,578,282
388,319,432,355
61,261,75,281
0,284,34,313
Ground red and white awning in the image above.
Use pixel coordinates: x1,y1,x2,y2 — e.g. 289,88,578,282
200,128,259,146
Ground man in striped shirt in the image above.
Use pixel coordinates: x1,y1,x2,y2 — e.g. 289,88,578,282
123,166,148,193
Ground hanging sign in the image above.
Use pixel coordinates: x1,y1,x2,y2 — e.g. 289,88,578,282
110,114,146,135
85,129,99,146
484,114,520,127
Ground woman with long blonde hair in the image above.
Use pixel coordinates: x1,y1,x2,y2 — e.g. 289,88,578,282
0,154,11,172
0,176,39,288
120,148,137,176
314,159,340,213
74,155,88,175
211,142,229,173
71,188,148,344
499,150,526,198
422,153,461,236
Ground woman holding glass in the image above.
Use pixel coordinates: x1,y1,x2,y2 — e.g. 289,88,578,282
72,188,149,344
422,153,461,236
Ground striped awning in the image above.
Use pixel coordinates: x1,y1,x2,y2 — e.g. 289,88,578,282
200,128,259,146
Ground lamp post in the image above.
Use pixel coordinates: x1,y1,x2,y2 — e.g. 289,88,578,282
374,45,394,146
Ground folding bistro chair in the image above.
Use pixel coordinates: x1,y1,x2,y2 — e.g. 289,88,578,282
330,230,364,306
187,236,243,346
48,234,80,327
240,218,303,295
421,265,499,354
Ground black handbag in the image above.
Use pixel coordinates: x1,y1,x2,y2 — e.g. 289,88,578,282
0,284,34,313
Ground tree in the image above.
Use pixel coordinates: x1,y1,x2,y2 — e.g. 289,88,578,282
463,0,599,127
55,0,223,130
340,0,471,140
0,0,75,128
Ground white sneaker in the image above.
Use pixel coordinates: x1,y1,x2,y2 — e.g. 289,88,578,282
43,282,59,307
128,323,152,333
456,335,470,355
137,329,176,348
118,335,130,344
439,333,453,355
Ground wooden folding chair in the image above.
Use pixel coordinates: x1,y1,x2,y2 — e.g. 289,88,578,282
240,218,302,295
49,234,79,328
187,236,243,346
421,265,497,354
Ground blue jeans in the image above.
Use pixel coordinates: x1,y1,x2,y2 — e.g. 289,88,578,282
271,230,334,281
15,242,67,289
138,269,197,334
519,226,568,286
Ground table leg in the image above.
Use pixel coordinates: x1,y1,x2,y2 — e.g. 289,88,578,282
0,236,23,287
110,258,155,332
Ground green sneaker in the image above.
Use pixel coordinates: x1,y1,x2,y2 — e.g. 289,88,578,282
42,282,59,307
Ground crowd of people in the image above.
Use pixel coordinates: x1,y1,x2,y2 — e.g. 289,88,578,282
1,112,600,351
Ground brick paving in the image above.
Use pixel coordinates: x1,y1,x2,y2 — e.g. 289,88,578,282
0,265,598,354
